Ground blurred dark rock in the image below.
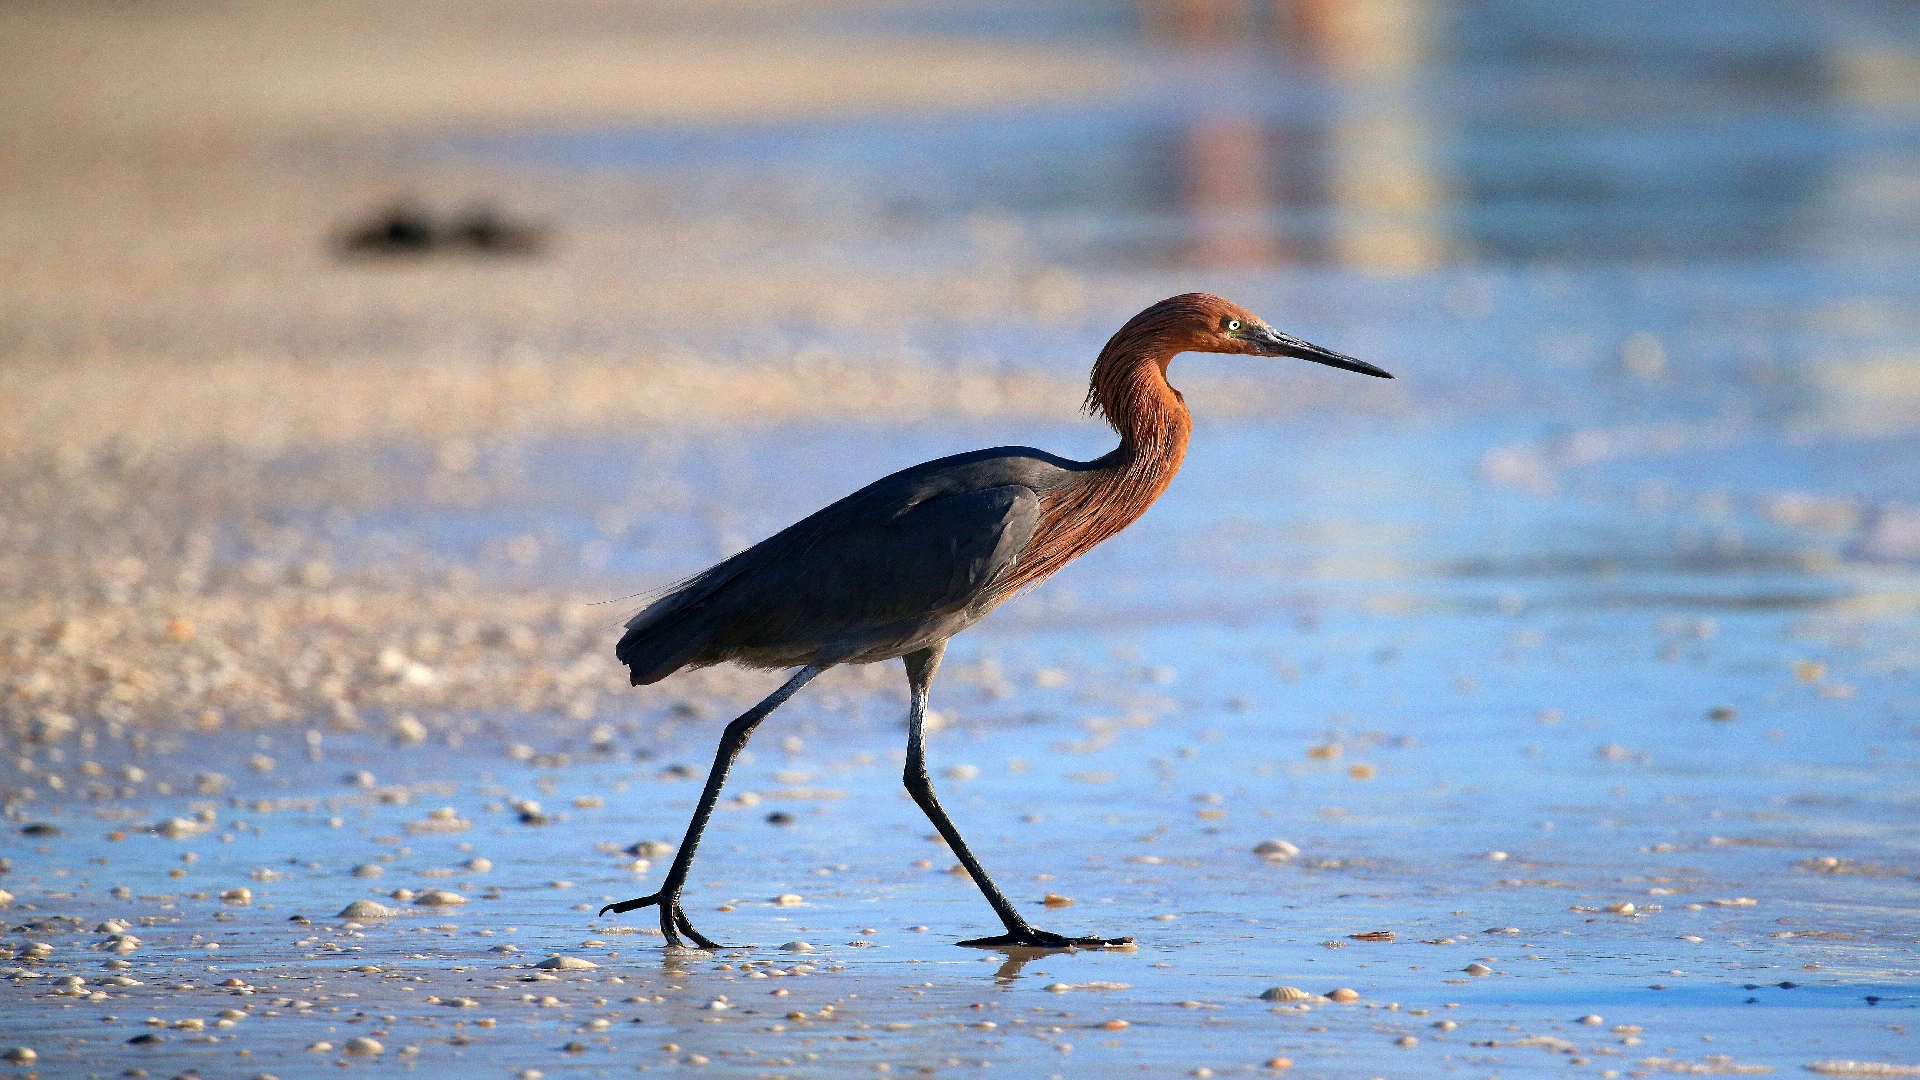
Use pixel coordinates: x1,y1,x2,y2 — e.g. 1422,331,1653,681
337,201,547,259
338,202,436,256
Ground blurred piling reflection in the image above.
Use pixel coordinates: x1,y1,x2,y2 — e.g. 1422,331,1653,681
1295,0,1448,271
1143,0,1447,271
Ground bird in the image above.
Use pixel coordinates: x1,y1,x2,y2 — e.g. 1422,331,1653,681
599,293,1392,950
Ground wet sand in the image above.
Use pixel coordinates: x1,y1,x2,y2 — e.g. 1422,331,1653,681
4,0,1919,1077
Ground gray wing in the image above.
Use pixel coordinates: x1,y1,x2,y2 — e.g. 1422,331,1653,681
618,483,1040,682
768,484,1040,631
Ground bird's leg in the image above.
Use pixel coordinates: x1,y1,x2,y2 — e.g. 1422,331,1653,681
599,665,821,948
900,646,1132,951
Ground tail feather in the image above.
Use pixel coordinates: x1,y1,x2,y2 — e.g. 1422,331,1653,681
616,617,713,685
615,566,737,685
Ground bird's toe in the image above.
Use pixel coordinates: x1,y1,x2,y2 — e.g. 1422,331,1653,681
597,893,663,917
957,928,1129,951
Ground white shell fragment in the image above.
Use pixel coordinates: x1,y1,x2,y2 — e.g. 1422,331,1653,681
535,955,597,970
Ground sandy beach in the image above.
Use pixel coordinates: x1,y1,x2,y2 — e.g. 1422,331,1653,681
4,1,1918,1077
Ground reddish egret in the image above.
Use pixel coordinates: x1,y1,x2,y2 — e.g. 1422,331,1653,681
601,293,1392,949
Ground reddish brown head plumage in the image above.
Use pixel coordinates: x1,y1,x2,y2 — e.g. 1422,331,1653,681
1083,293,1265,425
994,296,1249,596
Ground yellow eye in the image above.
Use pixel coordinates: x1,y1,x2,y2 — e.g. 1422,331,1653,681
1227,319,1241,332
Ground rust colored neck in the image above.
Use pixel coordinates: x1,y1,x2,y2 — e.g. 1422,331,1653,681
998,331,1193,594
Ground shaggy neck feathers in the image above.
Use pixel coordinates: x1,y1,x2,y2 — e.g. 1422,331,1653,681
996,306,1197,595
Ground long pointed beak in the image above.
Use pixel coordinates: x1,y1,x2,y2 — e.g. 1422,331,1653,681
1247,324,1394,379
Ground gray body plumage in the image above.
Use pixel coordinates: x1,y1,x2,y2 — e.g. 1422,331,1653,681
597,295,1390,949
617,445,1101,684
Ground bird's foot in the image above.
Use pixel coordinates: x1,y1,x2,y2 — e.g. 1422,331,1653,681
596,891,720,950
957,928,1134,951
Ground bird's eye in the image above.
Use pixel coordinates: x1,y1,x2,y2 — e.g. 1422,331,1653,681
1226,319,1241,332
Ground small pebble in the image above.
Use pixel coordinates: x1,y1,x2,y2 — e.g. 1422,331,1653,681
343,1036,384,1056
780,941,813,953
1253,839,1298,860
1464,963,1493,976
535,955,596,970
1,1048,35,1064
413,889,467,906
337,900,396,918
465,857,492,872
1327,988,1359,1003
1579,1014,1603,1025
1042,892,1074,908
773,893,803,906
1397,1035,1419,1047
1264,1058,1293,1071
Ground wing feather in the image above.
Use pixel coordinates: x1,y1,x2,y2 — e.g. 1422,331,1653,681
706,484,1038,649
617,473,1044,683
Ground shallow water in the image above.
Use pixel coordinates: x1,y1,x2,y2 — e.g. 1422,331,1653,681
6,412,1916,1077
457,0,1920,270
9,0,1920,1076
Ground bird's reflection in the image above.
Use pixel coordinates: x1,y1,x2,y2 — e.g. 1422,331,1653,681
659,950,700,980
979,945,1052,984
966,942,1106,985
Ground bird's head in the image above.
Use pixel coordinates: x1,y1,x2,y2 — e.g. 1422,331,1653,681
1148,293,1394,378
1086,293,1392,426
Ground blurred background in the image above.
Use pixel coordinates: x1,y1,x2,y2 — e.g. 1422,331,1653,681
2,1,1918,1075
6,0,1920,718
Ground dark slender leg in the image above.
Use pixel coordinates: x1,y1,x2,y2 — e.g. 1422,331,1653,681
901,645,1131,950
599,665,821,948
